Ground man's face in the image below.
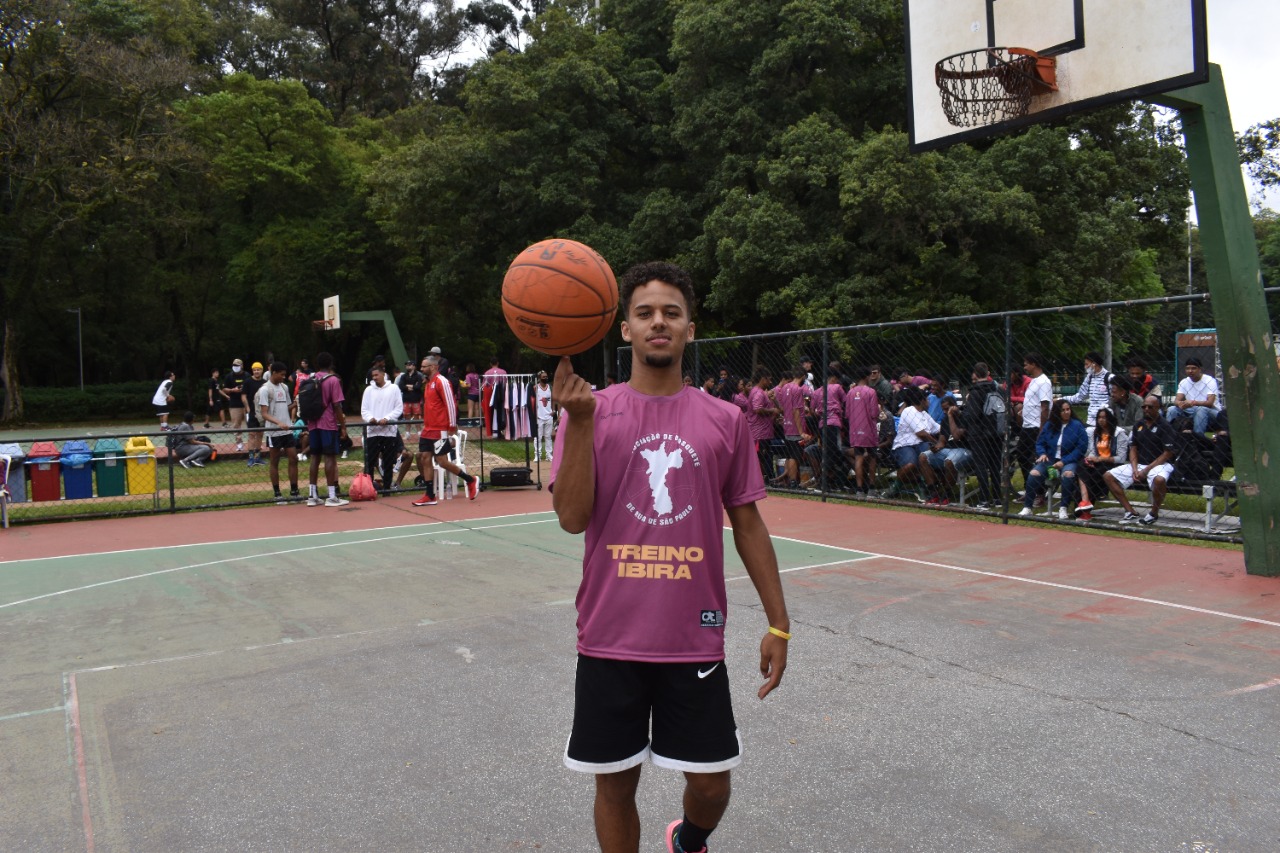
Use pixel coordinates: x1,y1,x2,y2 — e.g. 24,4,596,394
421,359,434,377
372,368,385,386
1185,363,1203,381
1084,359,1099,374
719,369,728,380
930,379,944,395
621,280,693,370
271,369,286,384
1142,399,1160,421
1127,365,1143,382
1022,361,1034,375
252,367,263,379
1110,384,1127,402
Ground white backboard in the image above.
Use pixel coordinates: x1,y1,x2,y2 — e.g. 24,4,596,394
906,0,1208,151
323,295,341,331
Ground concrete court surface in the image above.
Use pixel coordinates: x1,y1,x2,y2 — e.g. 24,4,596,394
1,489,1278,852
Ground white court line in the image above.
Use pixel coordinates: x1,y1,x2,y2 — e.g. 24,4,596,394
0,510,559,566
746,531,1280,632
0,705,64,722
0,517,558,611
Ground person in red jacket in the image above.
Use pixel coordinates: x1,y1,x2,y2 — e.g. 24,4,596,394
412,355,478,506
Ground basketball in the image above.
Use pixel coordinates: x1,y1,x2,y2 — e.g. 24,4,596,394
502,238,618,356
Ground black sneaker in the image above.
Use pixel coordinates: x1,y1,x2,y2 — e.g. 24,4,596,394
1140,512,1158,525
1119,511,1140,524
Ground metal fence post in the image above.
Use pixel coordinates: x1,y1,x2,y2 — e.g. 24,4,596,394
1000,315,1013,522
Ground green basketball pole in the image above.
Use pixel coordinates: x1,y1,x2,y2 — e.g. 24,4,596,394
340,310,409,370
1152,64,1280,575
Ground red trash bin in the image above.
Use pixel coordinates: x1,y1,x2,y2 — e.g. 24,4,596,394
27,440,62,501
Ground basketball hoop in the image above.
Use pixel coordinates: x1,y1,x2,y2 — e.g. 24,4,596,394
935,48,1057,128
311,319,333,332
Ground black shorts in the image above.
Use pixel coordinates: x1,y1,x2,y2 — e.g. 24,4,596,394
153,403,169,417
266,433,297,451
418,436,455,459
782,437,805,460
564,654,741,774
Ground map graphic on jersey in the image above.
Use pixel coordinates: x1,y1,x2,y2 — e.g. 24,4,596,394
639,441,684,515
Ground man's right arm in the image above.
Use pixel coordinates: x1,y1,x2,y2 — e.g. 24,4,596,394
551,357,596,534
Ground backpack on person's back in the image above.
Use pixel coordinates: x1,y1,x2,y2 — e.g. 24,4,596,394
965,381,1007,438
982,387,1008,436
297,372,333,423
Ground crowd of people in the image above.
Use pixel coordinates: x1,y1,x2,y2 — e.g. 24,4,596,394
693,351,1232,526
163,349,487,507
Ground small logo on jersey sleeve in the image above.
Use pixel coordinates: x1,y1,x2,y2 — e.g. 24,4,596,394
700,610,724,628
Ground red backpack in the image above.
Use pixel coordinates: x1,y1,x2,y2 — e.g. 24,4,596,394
349,472,378,502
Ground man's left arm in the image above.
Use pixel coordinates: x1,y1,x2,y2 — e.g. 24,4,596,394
725,502,789,699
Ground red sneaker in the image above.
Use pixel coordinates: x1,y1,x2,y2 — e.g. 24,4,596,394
1079,511,1092,521
412,496,438,507
1073,500,1094,518
466,478,478,501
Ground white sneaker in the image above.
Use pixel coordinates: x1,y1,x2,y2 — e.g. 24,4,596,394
306,496,321,507
340,451,348,459
325,496,349,507
1017,507,1033,517
1058,507,1069,520
179,458,191,469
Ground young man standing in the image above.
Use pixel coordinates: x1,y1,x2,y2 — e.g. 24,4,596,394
397,359,424,424
257,362,299,503
224,358,248,451
303,351,349,507
243,362,268,467
551,261,790,853
532,370,556,462
844,367,881,497
152,371,176,431
412,355,478,506
361,364,404,491
206,367,230,429
1017,353,1053,491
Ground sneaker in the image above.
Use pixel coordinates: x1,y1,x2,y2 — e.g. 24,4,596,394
275,493,287,505
937,496,950,506
179,458,191,469
325,496,349,507
235,442,244,452
973,501,992,511
298,453,308,461
340,450,348,459
1079,511,1093,521
1058,507,1069,520
665,819,703,853
290,489,301,500
466,478,478,501
412,496,438,507
307,496,322,507
1073,500,1094,518
221,422,230,428
191,460,205,468
1033,496,1046,508
1140,512,1158,526
246,459,255,468
1119,511,1140,524
203,422,211,429
1018,507,1033,517
925,495,942,507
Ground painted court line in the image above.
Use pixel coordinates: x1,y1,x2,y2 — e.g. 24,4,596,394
761,532,1280,632
0,510,559,566
0,705,64,722
0,517,558,611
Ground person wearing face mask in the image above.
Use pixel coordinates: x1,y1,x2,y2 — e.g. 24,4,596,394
1065,350,1112,426
223,358,248,451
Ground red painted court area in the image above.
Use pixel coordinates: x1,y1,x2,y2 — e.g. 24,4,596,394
5,489,1263,619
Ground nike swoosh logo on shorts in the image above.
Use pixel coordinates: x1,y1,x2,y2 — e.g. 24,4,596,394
697,664,720,679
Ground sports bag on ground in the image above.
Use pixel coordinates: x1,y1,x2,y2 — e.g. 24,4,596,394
349,472,378,501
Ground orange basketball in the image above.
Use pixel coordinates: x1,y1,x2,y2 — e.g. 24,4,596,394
502,238,618,356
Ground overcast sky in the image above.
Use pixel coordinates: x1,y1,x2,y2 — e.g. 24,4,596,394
1207,0,1278,210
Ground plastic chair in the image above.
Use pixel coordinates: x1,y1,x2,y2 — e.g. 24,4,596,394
433,430,468,499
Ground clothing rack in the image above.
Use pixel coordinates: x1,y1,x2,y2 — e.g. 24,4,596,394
473,371,543,491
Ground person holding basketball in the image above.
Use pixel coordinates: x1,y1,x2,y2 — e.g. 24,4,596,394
551,261,790,853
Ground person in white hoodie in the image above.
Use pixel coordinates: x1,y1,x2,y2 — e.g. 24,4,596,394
361,364,404,491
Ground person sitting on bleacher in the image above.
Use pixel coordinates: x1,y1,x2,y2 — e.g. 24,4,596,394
1018,399,1086,520
1073,406,1128,521
1107,375,1144,430
1166,357,1223,434
1102,396,1176,526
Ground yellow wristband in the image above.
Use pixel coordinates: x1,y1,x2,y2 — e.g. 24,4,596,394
767,626,792,641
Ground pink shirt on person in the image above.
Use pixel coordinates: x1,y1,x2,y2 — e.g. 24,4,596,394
816,382,845,427
746,386,775,441
775,383,805,437
550,384,766,663
305,372,344,431
845,385,880,447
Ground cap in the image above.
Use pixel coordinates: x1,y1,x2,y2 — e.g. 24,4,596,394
232,358,243,366
405,359,414,367
801,355,814,363
430,346,442,355
251,361,263,370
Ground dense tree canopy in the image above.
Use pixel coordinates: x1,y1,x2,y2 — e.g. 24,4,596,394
2,0,1275,420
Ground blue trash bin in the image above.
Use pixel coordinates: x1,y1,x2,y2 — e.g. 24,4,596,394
61,440,94,499
0,442,25,503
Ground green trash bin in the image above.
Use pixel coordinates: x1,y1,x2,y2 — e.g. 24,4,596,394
94,438,127,497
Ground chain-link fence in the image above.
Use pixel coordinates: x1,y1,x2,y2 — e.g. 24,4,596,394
617,288,1280,543
0,419,544,525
